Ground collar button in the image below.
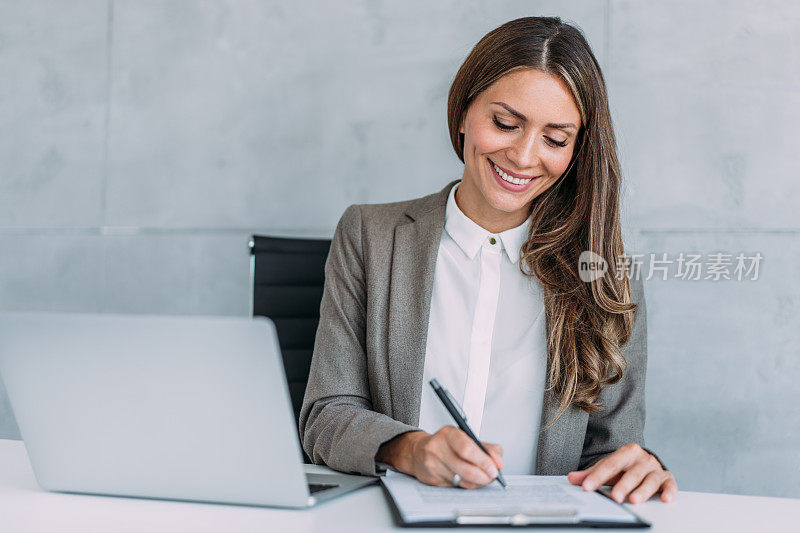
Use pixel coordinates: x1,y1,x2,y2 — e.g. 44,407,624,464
489,237,497,245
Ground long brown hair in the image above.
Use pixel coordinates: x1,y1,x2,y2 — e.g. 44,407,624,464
447,17,636,426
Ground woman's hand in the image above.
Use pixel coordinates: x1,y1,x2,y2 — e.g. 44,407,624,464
376,426,503,489
567,443,677,504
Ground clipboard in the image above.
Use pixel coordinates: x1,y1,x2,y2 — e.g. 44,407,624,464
380,473,651,528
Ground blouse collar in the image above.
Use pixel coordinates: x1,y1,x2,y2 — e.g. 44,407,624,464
444,183,531,264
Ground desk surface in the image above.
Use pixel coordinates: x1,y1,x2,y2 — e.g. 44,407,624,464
0,439,797,532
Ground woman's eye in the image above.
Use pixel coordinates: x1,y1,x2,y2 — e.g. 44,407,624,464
546,137,568,148
492,116,516,131
492,116,568,148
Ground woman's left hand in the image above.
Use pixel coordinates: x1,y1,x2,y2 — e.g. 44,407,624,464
567,443,678,504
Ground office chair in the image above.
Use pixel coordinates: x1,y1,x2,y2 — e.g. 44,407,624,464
249,235,331,462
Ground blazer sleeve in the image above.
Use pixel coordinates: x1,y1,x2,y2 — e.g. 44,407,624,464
298,204,419,476
578,275,668,471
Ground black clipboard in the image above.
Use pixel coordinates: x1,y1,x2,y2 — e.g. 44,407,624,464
379,480,652,528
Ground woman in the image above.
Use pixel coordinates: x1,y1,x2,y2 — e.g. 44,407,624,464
299,16,678,505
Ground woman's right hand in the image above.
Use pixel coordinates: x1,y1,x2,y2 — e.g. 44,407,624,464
376,426,504,489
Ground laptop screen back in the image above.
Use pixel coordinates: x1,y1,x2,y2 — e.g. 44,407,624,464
0,313,311,508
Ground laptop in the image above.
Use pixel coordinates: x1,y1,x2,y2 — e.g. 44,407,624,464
0,312,377,508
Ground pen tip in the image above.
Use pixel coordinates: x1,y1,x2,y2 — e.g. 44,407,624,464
496,471,507,489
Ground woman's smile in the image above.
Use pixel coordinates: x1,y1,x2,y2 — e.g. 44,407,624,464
487,157,539,191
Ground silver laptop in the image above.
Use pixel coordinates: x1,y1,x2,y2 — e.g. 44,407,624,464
0,312,376,508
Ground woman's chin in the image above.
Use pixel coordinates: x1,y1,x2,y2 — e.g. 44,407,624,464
483,190,532,215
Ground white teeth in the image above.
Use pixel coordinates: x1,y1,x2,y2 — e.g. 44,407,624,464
493,162,532,186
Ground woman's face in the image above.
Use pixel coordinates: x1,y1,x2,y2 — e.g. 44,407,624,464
458,68,582,231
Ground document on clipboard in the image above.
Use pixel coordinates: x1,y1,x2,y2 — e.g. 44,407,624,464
380,471,650,528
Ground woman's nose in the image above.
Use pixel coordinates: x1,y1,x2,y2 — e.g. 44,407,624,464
506,133,542,172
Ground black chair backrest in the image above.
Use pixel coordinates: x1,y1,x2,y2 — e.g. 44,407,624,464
249,235,331,433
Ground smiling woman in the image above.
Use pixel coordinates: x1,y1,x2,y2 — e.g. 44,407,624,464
299,16,678,506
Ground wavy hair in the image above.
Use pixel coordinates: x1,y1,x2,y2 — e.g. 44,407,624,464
447,17,636,426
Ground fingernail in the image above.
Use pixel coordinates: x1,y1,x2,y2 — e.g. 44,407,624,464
583,482,595,491
488,466,498,478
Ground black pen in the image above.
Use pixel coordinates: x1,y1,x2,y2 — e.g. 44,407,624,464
429,378,507,489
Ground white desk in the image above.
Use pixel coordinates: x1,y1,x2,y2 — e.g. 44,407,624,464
0,439,797,532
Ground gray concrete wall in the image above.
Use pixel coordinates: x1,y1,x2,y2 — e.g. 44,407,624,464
1,0,798,498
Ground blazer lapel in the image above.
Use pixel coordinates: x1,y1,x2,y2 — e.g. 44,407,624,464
535,389,562,474
535,309,588,475
386,182,454,426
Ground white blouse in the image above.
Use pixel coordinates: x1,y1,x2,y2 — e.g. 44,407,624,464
417,183,548,474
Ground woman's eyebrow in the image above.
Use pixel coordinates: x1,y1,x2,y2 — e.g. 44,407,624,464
491,101,578,131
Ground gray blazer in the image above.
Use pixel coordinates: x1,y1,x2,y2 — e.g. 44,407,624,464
299,179,657,477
